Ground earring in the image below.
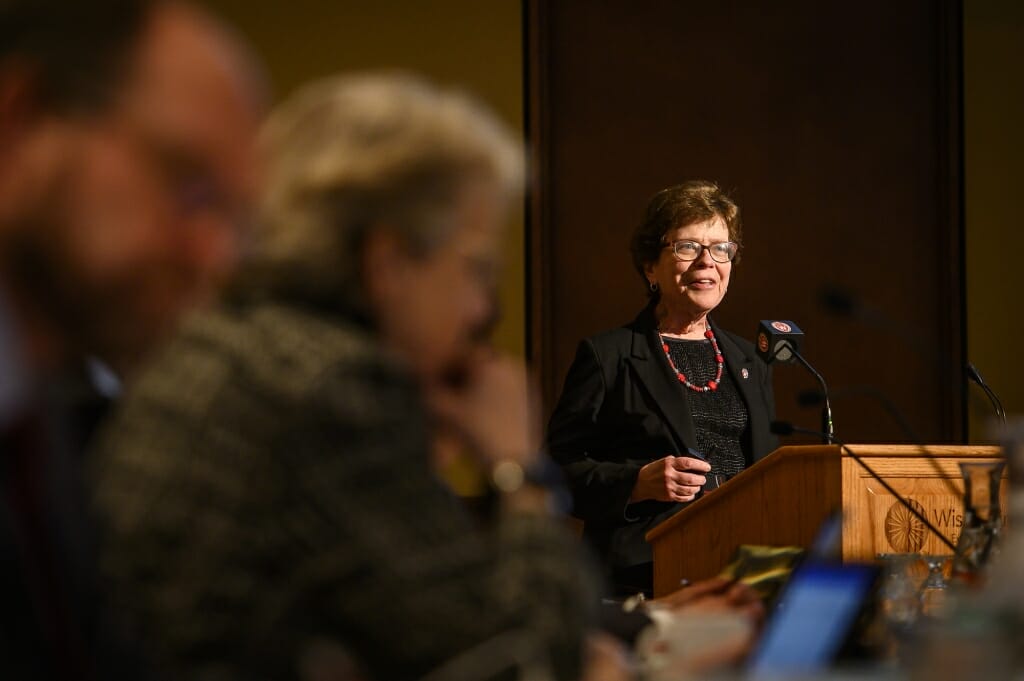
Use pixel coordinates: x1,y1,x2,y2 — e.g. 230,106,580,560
649,281,659,293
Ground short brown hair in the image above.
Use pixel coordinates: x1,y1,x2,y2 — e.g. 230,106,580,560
630,180,742,298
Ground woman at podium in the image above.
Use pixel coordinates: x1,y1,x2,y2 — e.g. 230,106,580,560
546,180,778,596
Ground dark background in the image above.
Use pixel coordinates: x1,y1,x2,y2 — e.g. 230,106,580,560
204,0,1022,443
527,0,966,444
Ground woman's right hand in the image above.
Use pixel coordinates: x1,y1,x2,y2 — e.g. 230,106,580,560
629,455,711,503
426,349,544,474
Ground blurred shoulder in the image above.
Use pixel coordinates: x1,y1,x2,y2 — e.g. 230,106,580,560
173,300,394,392
90,299,412,514
104,300,406,442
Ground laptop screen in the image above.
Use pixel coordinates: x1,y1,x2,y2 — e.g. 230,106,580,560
746,562,879,677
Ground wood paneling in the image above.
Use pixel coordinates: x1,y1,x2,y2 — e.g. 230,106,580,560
646,444,1002,597
526,1,965,443
841,445,1008,559
645,445,842,595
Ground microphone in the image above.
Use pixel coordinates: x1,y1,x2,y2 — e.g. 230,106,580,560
757,320,834,444
769,421,831,440
819,284,927,353
769,420,957,553
966,363,1007,426
818,285,860,318
755,320,804,364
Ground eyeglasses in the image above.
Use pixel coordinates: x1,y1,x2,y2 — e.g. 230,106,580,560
663,240,738,263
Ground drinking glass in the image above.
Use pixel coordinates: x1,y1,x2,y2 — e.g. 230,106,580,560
878,552,923,630
953,461,1005,580
917,554,951,617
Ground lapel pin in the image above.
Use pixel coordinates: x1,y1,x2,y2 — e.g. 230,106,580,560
741,368,749,380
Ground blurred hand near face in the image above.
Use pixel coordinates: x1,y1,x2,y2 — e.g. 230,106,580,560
426,348,540,470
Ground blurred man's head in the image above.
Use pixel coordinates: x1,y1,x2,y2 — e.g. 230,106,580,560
248,73,523,381
0,0,263,373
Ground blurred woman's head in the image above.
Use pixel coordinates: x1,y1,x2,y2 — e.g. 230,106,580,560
246,73,523,380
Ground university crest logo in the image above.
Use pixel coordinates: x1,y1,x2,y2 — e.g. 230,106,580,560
884,498,927,552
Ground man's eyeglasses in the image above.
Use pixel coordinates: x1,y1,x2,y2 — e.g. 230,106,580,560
663,240,738,263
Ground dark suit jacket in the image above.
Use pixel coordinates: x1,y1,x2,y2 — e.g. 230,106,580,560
0,364,143,680
546,304,778,579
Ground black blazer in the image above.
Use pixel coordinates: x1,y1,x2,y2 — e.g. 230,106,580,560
546,305,778,573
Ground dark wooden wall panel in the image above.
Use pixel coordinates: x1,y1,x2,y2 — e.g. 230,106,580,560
527,0,964,443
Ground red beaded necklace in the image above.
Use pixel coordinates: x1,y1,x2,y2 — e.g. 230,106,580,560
659,326,724,393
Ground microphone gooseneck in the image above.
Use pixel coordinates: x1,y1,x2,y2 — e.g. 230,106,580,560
966,363,1007,426
820,286,1007,435
786,348,834,444
798,386,917,443
770,421,958,553
797,386,961,498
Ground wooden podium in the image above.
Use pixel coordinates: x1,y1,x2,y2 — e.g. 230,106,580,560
645,444,1005,597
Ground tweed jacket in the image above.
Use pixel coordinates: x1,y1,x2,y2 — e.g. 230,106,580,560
91,297,594,681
